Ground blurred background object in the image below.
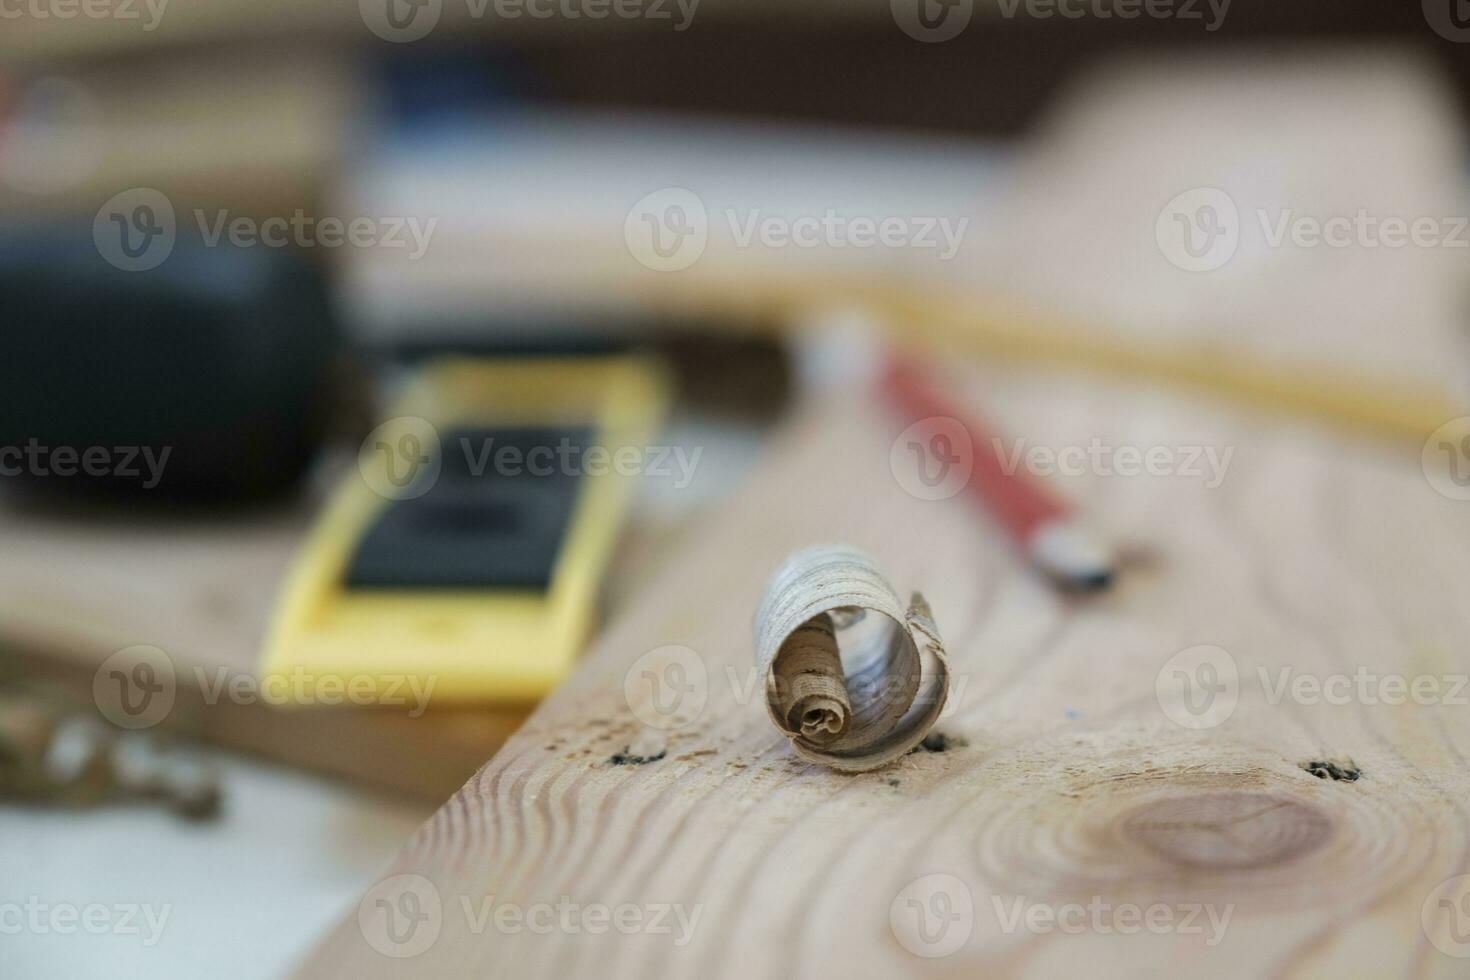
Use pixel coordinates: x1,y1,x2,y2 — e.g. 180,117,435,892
0,230,340,500
2,1,1470,977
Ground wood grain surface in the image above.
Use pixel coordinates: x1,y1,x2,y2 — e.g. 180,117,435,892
297,361,1470,978
295,52,1470,977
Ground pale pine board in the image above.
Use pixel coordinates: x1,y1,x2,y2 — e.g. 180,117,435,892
297,365,1470,979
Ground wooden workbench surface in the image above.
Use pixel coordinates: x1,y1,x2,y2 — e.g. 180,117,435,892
297,365,1470,977
296,51,1470,977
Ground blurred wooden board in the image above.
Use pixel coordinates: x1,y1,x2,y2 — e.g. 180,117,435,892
296,365,1470,977
344,50,1469,443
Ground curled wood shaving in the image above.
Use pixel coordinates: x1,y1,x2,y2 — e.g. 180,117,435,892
754,545,950,772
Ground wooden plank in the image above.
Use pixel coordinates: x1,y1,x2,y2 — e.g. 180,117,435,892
296,365,1470,977
295,52,1470,975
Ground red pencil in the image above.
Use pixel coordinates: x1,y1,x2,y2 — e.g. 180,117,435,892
880,353,1116,591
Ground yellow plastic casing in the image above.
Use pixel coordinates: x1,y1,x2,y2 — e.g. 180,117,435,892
258,354,670,705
